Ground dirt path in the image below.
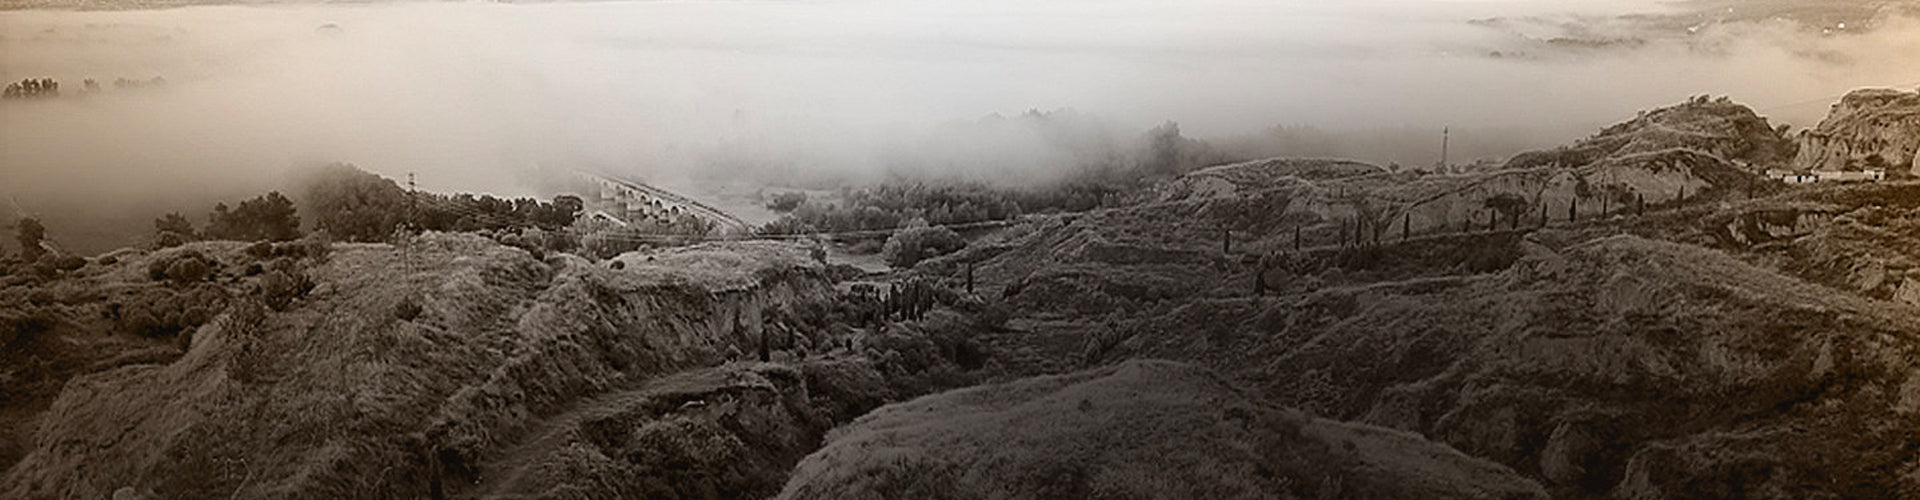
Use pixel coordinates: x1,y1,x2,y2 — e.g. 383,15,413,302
457,365,750,499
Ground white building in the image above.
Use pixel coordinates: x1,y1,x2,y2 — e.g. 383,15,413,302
1770,169,1884,184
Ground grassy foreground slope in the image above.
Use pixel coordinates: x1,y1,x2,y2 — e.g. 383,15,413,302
780,359,1547,500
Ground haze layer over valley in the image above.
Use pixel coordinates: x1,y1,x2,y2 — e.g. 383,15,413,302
9,0,1920,253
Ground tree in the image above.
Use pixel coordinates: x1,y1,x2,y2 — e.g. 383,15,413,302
1484,193,1529,230
155,212,195,237
16,217,45,261
154,212,197,248
765,192,808,212
206,192,302,242
305,163,407,242
3,78,58,100
882,219,965,268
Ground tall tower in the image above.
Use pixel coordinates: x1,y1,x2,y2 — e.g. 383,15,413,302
1440,126,1450,169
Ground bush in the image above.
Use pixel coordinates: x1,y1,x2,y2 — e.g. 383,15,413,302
225,300,271,383
149,250,214,283
114,285,228,338
245,241,274,259
268,236,329,261
0,306,56,351
204,191,302,242
847,238,884,255
50,255,85,272
166,258,211,285
882,220,966,268
766,191,808,212
256,270,314,311
153,212,197,248
394,296,423,321
155,231,192,249
15,217,45,262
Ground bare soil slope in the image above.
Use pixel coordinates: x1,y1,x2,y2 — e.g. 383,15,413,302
779,359,1547,500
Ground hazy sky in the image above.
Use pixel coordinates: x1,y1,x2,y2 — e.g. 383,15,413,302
4,0,1920,209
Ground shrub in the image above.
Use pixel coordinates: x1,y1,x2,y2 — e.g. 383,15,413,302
847,238,884,255
256,270,314,311
882,220,966,268
224,300,271,383
114,285,227,338
204,191,302,242
0,306,56,351
393,296,423,321
50,255,85,272
245,241,274,259
27,262,55,279
166,258,211,285
296,231,331,262
154,231,192,249
766,191,808,212
153,212,197,248
149,250,214,283
15,217,45,261
1463,239,1522,273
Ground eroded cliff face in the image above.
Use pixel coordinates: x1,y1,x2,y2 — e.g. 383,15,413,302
0,235,847,499
1109,98,1789,260
1793,87,1920,174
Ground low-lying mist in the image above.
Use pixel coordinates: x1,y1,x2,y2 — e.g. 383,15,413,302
6,0,1920,253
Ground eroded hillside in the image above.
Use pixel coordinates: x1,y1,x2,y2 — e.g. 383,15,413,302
889,97,1920,498
0,234,961,499
1794,87,1920,174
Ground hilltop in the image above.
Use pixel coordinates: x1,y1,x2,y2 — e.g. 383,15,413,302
1793,87,1920,174
781,360,1547,500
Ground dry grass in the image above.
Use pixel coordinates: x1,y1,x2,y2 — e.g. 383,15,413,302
778,359,1546,500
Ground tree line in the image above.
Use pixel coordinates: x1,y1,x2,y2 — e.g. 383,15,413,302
299,163,581,243
149,164,583,249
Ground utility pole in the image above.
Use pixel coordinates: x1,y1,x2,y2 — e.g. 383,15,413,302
966,261,975,294
1440,126,1450,169
405,172,417,274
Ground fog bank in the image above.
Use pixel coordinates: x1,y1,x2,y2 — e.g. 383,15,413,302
5,0,1920,251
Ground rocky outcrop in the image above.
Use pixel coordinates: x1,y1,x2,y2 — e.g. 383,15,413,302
0,235,841,499
1128,97,1793,253
1793,87,1920,174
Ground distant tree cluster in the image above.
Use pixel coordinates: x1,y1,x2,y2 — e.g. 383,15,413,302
114,76,166,89
765,191,808,212
3,78,58,100
882,219,966,268
301,164,582,242
207,192,302,242
151,192,301,247
758,183,1023,236
2,76,167,102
